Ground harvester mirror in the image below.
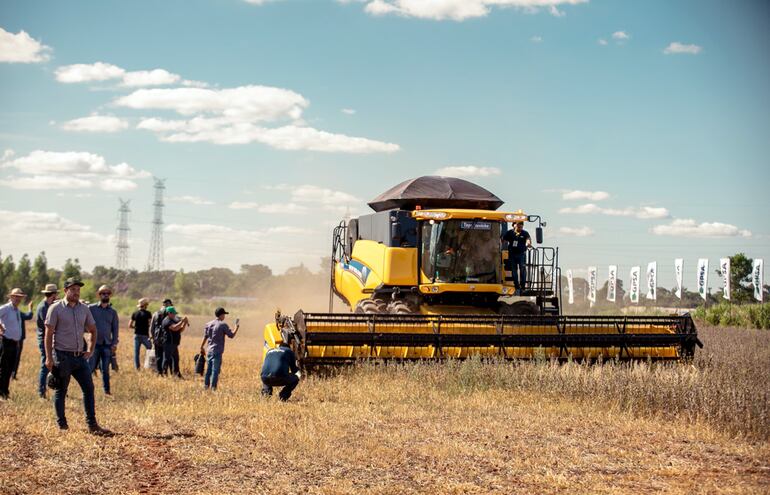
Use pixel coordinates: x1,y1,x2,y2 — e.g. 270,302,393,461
536,227,543,244
391,223,401,242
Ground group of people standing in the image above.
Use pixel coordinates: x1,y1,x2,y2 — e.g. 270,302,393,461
0,278,305,436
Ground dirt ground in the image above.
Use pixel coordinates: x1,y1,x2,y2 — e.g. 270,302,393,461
0,317,768,494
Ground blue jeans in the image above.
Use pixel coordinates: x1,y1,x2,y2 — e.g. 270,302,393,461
134,335,152,369
53,350,97,428
89,344,112,393
261,374,299,401
510,253,527,291
37,333,47,396
204,352,223,389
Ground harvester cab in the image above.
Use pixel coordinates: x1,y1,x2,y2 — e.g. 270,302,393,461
263,176,701,371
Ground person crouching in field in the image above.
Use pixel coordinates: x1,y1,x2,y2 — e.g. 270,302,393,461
199,307,239,390
260,338,301,401
130,298,152,370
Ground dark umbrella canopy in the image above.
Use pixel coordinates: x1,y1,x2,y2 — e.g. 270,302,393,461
368,176,504,212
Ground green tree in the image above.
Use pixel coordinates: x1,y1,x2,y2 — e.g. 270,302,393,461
0,254,16,298
715,253,754,304
11,254,34,300
31,251,50,293
174,269,195,302
60,258,82,286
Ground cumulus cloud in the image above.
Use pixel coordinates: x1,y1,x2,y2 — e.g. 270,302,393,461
558,226,594,237
125,86,399,153
1,150,150,191
559,203,670,220
0,210,106,242
651,219,751,238
561,190,610,201
353,0,587,21
168,195,215,206
434,166,501,177
663,42,703,55
0,28,52,63
60,114,129,133
55,62,184,87
597,39,608,46
612,31,630,41
341,108,356,115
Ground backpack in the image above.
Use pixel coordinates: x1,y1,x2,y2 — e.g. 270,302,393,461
151,309,167,345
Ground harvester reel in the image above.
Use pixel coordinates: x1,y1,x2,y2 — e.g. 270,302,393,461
499,300,540,315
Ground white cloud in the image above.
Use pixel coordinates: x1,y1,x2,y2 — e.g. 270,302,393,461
229,201,260,210
434,165,501,177
0,28,52,63
169,195,215,206
597,39,608,46
357,0,587,21
266,226,305,234
121,69,181,87
530,36,543,43
61,114,129,133
0,210,106,242
559,203,670,220
561,190,609,201
256,203,310,214
651,219,751,238
612,31,630,41
663,42,703,55
288,185,360,206
558,226,594,237
341,108,357,115
55,62,126,83
0,150,150,191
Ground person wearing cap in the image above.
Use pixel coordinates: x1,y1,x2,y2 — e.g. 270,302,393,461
150,298,173,375
130,298,152,370
260,339,301,402
0,288,31,399
160,306,189,378
12,295,34,382
89,285,119,396
502,221,532,295
199,307,240,390
44,278,110,435
35,283,59,398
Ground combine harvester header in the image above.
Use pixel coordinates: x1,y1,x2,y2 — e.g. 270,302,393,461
264,176,702,371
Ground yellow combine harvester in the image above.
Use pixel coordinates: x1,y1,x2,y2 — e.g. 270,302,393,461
263,176,701,370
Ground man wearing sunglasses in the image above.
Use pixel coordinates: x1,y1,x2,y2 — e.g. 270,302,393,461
89,285,119,396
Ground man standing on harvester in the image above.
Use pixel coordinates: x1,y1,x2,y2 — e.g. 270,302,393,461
502,221,532,295
260,338,300,401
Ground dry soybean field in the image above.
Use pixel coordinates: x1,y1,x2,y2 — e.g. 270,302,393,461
1,319,768,494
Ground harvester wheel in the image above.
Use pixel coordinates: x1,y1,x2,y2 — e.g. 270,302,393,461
387,300,415,314
354,299,383,314
499,301,540,315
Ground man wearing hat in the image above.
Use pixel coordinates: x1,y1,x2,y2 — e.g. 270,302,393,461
89,285,119,396
199,307,240,390
35,283,59,398
130,298,153,370
0,288,30,399
150,298,173,374
160,306,189,377
44,278,110,434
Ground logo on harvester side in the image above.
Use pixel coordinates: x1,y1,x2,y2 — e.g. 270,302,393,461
343,260,371,284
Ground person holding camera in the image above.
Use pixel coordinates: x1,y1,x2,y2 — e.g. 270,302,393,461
150,298,173,374
161,306,188,378
44,278,111,435
199,307,239,390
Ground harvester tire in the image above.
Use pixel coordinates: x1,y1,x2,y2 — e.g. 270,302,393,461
500,301,540,316
354,299,383,314
387,300,415,314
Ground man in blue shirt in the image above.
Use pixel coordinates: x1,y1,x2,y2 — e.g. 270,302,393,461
35,284,59,398
260,339,300,401
0,288,28,400
502,221,532,295
199,307,240,390
89,285,119,396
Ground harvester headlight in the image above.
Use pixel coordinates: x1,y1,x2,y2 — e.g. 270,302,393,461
431,286,439,293
417,211,448,220
505,213,527,222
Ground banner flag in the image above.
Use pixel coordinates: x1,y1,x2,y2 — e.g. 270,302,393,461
607,265,617,302
567,269,574,305
697,258,709,301
720,257,731,301
630,266,640,304
588,266,597,305
753,259,764,302
646,262,657,301
674,258,683,299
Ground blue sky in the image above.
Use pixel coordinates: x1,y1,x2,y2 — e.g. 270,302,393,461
0,0,768,291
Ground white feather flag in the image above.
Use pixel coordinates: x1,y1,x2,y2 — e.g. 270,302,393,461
753,259,764,302
646,262,657,301
567,269,574,305
607,265,617,302
629,266,640,304
719,258,731,301
674,258,683,299
697,258,709,301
